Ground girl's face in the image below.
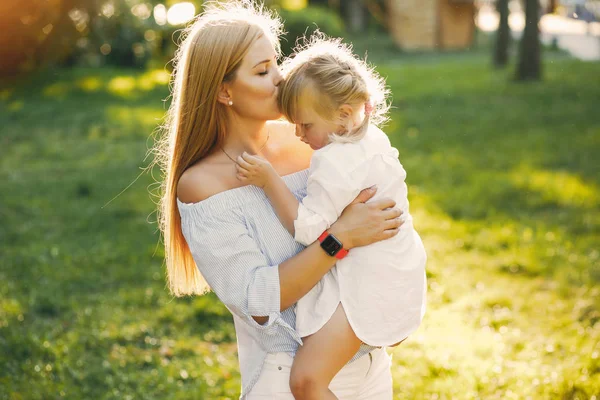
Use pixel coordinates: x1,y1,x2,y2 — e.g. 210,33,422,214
226,35,283,121
294,106,343,150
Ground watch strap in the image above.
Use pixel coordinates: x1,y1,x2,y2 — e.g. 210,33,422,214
318,231,349,260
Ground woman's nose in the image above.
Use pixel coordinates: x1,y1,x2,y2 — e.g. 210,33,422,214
294,125,302,137
274,68,283,86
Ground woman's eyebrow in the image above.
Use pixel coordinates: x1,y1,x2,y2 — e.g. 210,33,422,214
252,55,277,68
252,60,270,68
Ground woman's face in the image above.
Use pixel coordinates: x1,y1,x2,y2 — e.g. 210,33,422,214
227,35,283,121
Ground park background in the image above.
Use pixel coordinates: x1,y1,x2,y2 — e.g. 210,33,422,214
1,0,599,398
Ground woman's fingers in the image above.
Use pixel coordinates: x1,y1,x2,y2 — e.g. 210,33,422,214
383,216,403,231
369,197,396,211
381,207,403,221
350,186,377,205
379,227,400,241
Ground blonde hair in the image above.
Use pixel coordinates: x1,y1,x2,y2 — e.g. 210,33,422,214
151,0,283,296
278,33,390,144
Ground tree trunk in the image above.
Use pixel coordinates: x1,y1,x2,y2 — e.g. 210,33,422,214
494,0,510,67
340,0,368,33
516,0,542,81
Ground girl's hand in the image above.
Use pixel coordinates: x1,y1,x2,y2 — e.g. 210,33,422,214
329,186,404,249
236,152,277,189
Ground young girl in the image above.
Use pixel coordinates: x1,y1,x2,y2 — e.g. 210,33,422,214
236,36,427,399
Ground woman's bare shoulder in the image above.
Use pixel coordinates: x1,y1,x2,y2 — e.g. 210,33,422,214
177,155,234,204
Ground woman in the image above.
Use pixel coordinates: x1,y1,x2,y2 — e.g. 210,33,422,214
153,1,403,398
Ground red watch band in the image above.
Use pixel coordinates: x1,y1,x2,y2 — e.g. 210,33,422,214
318,231,329,242
318,231,349,260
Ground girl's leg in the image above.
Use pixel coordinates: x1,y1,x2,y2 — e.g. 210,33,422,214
290,303,362,400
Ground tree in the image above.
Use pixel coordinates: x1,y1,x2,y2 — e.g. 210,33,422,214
547,0,558,14
494,0,510,68
340,0,368,33
516,0,542,81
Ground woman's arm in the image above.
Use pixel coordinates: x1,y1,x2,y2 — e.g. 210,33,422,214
276,186,401,314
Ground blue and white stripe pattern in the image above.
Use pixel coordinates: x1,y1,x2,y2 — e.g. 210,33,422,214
177,168,375,399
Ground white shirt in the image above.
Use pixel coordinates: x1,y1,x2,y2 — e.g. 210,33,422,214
293,125,427,346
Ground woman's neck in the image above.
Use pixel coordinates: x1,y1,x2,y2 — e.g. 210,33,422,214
222,117,270,156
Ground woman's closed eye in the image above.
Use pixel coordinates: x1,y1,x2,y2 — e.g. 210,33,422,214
258,63,272,76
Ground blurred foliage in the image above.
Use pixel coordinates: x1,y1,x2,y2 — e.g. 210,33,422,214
0,0,66,75
1,43,599,398
2,0,353,77
276,6,345,56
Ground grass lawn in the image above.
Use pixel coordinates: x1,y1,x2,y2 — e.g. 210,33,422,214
1,49,598,399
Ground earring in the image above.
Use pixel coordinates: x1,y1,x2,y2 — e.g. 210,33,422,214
228,100,233,106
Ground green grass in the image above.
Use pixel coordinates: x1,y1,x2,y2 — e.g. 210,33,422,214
1,50,599,399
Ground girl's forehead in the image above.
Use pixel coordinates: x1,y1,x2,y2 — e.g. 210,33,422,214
298,85,330,120
296,91,319,121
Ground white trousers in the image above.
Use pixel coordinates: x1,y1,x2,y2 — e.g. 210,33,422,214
246,348,393,399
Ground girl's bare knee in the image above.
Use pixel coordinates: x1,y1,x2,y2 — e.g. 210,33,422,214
290,368,322,400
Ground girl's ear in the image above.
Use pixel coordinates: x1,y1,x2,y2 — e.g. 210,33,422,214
338,104,354,119
338,104,355,130
217,82,232,106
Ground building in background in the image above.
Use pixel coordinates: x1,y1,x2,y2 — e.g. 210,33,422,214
386,0,477,50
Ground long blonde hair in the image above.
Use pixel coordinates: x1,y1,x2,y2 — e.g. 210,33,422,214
278,33,390,144
151,1,283,296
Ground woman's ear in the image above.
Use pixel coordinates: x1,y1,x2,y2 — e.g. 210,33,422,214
217,83,232,106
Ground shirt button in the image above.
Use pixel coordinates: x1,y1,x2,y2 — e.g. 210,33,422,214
278,366,282,371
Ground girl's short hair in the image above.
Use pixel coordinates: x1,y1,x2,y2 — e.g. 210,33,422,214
278,32,390,143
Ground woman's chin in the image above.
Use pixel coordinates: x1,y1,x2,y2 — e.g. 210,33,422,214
266,110,283,121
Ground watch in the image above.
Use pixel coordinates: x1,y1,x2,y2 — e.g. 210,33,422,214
318,231,349,260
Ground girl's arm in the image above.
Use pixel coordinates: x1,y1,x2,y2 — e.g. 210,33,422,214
263,174,299,236
236,152,299,236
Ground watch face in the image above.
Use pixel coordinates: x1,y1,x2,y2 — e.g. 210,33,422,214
321,235,342,256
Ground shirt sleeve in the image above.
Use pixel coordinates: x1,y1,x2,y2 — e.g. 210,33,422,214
179,205,299,339
294,149,363,246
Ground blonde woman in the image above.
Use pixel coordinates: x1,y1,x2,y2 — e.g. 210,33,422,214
153,1,403,399
238,36,427,400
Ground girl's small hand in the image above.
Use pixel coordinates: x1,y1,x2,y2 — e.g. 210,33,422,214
236,152,277,189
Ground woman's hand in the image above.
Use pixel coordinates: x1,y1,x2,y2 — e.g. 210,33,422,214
329,186,403,249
